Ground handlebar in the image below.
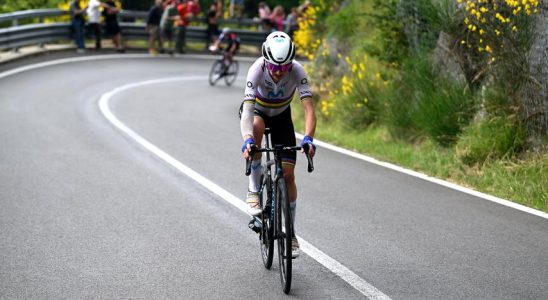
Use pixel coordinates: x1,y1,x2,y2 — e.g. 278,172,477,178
245,145,314,175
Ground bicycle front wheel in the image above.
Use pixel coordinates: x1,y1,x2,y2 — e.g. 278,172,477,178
208,60,223,86
260,175,274,269
224,60,239,86
276,178,292,294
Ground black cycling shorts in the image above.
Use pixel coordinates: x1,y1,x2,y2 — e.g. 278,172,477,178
239,104,297,166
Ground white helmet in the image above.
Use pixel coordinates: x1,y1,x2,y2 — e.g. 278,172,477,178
262,31,295,66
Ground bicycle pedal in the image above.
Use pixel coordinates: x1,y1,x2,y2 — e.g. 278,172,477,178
248,218,261,233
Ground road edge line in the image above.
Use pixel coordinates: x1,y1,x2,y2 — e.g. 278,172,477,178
295,133,547,219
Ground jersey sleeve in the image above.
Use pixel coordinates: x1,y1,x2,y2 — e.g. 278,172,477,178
293,62,313,100
240,58,263,139
243,58,263,103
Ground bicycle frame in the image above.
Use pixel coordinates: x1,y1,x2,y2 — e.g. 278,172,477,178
262,133,286,240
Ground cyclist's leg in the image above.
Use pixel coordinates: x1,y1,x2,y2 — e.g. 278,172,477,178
246,112,266,215
270,107,298,203
250,114,265,189
281,163,300,257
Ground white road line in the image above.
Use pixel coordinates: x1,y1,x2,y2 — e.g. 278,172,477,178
98,77,392,300
295,133,547,219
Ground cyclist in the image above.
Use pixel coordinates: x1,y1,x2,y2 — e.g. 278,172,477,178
209,27,241,68
240,31,316,258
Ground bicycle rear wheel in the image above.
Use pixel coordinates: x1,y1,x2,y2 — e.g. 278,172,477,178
224,60,239,86
276,178,292,294
208,60,223,86
259,175,274,269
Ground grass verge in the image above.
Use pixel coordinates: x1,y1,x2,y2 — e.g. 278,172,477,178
291,104,547,212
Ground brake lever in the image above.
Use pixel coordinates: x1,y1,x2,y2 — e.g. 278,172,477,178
303,144,314,173
245,146,257,176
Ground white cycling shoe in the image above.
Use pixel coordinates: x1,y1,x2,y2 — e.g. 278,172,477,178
246,191,262,216
292,237,300,258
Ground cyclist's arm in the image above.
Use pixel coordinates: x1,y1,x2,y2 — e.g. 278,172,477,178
240,102,254,141
302,97,316,139
294,62,314,138
240,59,262,141
294,61,316,155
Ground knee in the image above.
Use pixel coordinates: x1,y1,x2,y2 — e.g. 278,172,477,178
283,168,295,184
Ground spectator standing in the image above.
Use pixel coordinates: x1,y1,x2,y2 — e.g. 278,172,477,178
175,0,199,54
69,0,86,53
103,0,124,52
206,1,221,47
175,0,189,54
217,0,225,19
87,0,103,51
229,0,244,19
161,0,179,54
147,0,164,55
258,2,271,32
285,7,299,38
186,0,200,16
269,5,285,32
258,2,270,19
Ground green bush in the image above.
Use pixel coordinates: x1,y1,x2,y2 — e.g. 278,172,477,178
333,93,382,131
385,55,475,145
365,0,409,64
456,115,525,165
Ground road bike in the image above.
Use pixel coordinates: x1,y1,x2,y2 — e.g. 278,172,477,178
208,51,239,86
245,129,314,294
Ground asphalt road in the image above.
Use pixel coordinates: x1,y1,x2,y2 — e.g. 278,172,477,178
1,54,546,299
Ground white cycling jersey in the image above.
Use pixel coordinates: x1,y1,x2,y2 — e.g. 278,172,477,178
240,57,312,138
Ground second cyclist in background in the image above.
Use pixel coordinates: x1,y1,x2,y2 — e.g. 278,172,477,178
209,28,241,71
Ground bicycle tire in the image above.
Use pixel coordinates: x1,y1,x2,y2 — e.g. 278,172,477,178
259,175,274,269
208,60,223,86
276,178,292,294
224,60,239,86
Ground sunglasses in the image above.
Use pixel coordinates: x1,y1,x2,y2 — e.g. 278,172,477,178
266,62,293,73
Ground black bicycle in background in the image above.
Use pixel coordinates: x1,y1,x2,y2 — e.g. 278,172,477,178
208,51,239,86
246,128,314,294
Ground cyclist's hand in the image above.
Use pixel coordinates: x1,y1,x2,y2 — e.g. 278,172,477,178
242,137,256,159
301,135,316,157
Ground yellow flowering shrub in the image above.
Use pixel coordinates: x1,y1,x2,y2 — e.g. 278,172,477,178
459,0,539,62
293,0,340,117
293,0,393,129
324,53,394,129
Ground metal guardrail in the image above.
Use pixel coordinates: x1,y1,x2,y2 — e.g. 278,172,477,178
0,9,68,26
0,9,266,51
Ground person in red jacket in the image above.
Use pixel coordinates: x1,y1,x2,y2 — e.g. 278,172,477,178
175,0,200,54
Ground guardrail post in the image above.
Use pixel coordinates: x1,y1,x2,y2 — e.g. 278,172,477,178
38,17,45,48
